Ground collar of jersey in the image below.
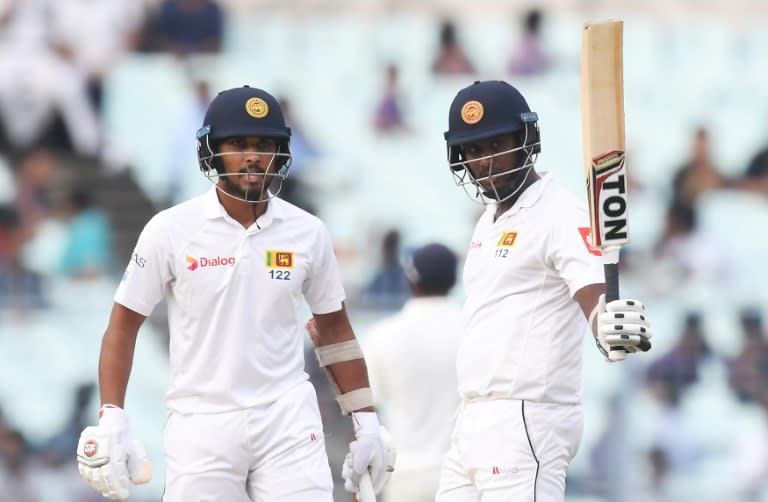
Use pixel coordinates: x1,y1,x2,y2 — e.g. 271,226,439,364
490,170,552,221
202,186,285,227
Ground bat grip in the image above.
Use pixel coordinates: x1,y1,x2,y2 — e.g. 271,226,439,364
358,471,376,502
603,262,626,360
604,263,620,302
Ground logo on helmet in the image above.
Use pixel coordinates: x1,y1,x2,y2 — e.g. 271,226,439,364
245,97,269,118
461,100,484,125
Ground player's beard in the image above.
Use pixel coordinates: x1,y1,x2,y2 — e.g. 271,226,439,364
220,170,275,202
475,149,530,201
482,166,532,200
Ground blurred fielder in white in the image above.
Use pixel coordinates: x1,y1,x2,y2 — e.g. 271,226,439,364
75,86,394,501
363,243,463,502
436,80,653,501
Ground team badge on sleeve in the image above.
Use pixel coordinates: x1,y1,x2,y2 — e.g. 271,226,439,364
265,250,294,269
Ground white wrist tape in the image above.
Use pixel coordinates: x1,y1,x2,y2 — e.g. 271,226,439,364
337,387,375,415
315,339,364,367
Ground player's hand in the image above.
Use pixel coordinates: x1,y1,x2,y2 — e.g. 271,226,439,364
305,317,320,346
342,412,396,499
590,294,652,362
76,405,153,500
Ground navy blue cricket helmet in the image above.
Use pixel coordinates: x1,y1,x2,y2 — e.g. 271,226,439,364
443,80,542,203
196,86,292,175
444,80,540,163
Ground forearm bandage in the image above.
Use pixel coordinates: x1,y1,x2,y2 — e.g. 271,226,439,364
315,340,364,367
336,387,375,415
314,339,374,414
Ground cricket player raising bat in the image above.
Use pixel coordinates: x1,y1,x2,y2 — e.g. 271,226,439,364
76,86,395,501
434,31,652,500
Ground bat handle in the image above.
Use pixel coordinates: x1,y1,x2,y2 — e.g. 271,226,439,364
358,471,376,502
603,262,626,361
604,262,620,303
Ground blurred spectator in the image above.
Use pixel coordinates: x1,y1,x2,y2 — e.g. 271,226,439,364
48,0,144,113
277,96,319,213
0,428,40,502
507,8,552,76
144,0,225,57
13,149,59,236
363,243,461,502
727,308,768,403
652,200,729,285
373,64,407,133
431,20,474,75
731,382,768,499
166,77,212,207
57,186,114,279
734,136,768,194
40,383,96,467
628,446,688,502
671,127,727,211
646,312,713,403
0,205,47,311
359,229,410,310
0,0,103,158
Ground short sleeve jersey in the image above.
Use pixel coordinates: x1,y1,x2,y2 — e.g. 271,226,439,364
457,172,604,405
114,188,345,413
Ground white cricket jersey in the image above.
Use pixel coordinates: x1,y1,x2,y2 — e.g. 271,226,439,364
363,297,464,470
115,187,345,414
457,172,604,405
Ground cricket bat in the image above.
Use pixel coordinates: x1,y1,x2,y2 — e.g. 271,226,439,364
580,20,630,360
358,471,376,502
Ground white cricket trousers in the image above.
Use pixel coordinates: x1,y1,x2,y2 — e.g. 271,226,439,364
162,381,333,502
384,464,443,502
435,398,583,502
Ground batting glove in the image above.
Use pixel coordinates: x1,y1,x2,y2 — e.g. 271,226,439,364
590,294,653,362
342,412,396,499
76,405,153,500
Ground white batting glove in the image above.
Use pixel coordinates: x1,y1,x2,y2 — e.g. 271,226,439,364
342,412,396,499
589,294,653,362
76,405,153,500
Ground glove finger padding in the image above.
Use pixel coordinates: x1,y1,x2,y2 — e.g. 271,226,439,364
605,333,652,352
127,440,153,485
598,311,651,331
369,426,396,493
599,321,651,338
605,298,646,313
77,426,130,500
342,453,359,496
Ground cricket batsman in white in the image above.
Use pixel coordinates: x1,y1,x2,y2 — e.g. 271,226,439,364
75,86,395,501
435,80,653,501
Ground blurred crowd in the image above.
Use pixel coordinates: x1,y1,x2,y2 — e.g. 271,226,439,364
1,1,768,501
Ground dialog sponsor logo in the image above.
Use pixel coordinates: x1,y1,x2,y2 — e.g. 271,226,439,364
186,255,236,271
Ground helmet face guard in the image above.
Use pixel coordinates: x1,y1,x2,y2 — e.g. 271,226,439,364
196,86,292,203
444,81,542,204
447,119,540,204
